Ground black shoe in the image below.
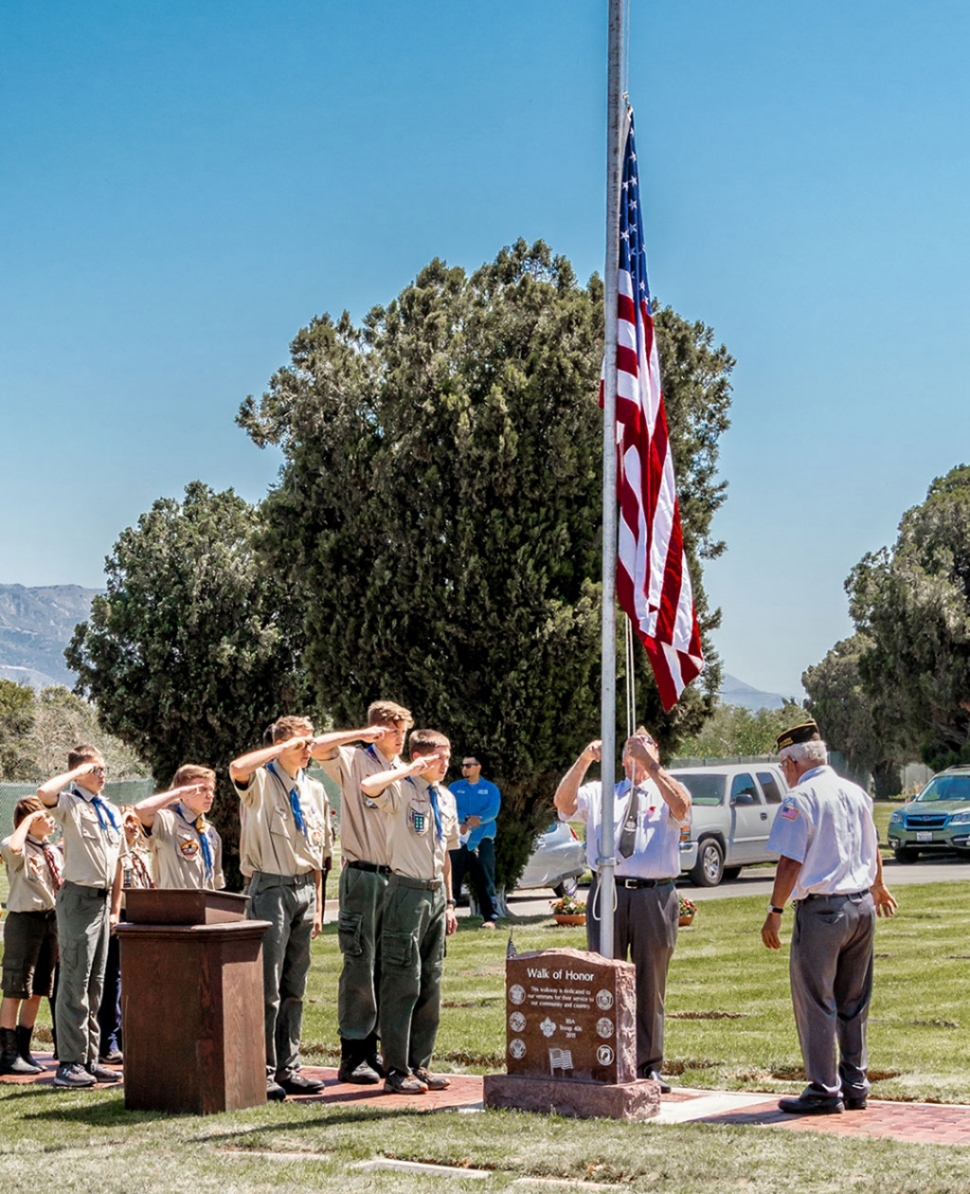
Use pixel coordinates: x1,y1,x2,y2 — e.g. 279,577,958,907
645,1070,671,1094
99,1048,124,1065
0,1027,37,1076
266,1077,287,1102
15,1026,43,1074
85,1061,121,1083
844,1096,868,1110
338,1058,381,1084
778,1094,844,1115
276,1072,325,1094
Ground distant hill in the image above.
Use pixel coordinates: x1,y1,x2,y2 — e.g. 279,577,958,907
718,673,789,712
0,584,98,689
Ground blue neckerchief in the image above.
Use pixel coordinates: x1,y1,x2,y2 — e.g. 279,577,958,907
76,788,120,835
177,804,214,883
267,762,308,840
427,783,444,842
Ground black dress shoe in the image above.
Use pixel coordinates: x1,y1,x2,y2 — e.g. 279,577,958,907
266,1077,287,1102
645,1070,671,1094
277,1072,325,1094
337,1058,381,1084
844,1096,868,1110
778,1094,844,1115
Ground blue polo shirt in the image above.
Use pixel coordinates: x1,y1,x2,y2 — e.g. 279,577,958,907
448,778,501,850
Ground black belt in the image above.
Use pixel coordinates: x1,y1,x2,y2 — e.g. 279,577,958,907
801,889,869,902
388,874,442,891
347,860,391,875
618,877,675,889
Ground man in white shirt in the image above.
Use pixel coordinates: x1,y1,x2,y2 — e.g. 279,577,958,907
554,728,691,1091
761,720,897,1115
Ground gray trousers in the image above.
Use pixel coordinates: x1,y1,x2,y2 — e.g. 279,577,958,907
790,891,876,1100
337,865,387,1041
379,878,446,1075
587,875,678,1076
54,881,111,1066
248,871,316,1079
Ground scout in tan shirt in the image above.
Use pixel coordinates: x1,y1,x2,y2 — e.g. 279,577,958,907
37,745,124,1089
135,765,226,891
229,715,333,1100
0,798,61,1075
359,729,459,1095
311,699,413,1085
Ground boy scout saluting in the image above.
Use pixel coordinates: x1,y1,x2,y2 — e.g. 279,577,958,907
135,765,225,890
229,716,332,1101
311,699,413,1085
359,728,459,1095
36,745,125,1089
0,798,61,1075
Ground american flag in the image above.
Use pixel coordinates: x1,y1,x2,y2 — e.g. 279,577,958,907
609,111,704,710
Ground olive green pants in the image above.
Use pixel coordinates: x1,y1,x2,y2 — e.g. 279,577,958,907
378,877,446,1075
54,881,111,1066
248,871,316,1079
337,865,387,1041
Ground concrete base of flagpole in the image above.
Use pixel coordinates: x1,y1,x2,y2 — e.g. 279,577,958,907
483,1073,661,1121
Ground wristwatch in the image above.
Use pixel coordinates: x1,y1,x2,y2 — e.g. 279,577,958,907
446,899,456,909
767,903,784,915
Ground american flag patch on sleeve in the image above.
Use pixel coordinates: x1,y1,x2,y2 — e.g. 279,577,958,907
779,804,799,822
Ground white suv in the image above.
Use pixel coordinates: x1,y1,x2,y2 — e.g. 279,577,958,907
668,763,788,887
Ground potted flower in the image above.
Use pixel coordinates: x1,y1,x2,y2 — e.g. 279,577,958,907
678,896,697,927
550,893,587,926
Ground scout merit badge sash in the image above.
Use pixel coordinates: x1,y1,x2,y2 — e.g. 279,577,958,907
74,787,120,836
267,762,309,840
177,804,213,884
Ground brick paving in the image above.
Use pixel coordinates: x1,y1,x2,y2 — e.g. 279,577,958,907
4,1058,970,1145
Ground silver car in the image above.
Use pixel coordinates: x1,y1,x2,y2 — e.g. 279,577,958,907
516,821,586,897
669,764,788,887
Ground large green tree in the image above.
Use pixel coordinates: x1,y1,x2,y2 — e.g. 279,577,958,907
676,699,808,762
238,240,732,886
66,482,308,884
0,679,36,781
847,464,970,771
802,635,907,796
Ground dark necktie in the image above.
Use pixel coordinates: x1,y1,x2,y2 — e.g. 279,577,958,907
83,791,120,835
40,843,63,892
618,785,640,859
269,763,308,839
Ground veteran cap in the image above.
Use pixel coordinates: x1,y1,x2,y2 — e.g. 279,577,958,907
775,720,822,752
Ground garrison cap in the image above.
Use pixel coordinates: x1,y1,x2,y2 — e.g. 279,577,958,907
775,720,821,752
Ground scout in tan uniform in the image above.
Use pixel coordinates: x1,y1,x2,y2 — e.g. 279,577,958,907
135,765,226,891
359,728,459,1094
37,745,125,1089
0,798,61,1075
311,699,412,1084
229,716,333,1100
97,805,155,1064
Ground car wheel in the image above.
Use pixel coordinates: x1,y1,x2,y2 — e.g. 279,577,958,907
689,838,724,887
894,847,920,864
722,866,742,881
553,876,579,899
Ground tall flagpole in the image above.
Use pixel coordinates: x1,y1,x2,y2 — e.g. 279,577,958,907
599,0,624,961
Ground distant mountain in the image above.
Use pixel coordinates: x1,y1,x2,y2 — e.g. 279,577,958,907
0,584,98,689
718,673,789,712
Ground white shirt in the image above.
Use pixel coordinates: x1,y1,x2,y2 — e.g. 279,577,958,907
563,777,688,880
766,764,878,901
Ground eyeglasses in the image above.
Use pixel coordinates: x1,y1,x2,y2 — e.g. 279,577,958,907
461,762,478,769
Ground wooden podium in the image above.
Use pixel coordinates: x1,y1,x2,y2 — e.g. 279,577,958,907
116,890,270,1115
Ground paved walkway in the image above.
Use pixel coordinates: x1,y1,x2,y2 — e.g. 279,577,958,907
4,1058,969,1145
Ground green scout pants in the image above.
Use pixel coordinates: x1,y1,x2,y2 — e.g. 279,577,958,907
248,871,316,1079
337,865,387,1041
378,876,446,1075
54,880,111,1066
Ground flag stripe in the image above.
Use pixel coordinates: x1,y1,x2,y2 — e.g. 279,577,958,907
608,111,704,711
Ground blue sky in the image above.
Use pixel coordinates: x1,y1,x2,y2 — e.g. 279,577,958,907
2,0,967,698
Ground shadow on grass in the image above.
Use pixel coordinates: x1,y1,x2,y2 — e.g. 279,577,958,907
184,1103,442,1148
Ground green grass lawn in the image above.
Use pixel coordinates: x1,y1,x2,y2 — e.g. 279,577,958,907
3,877,969,1193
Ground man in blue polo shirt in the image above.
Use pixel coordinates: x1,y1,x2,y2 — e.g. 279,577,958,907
448,756,501,929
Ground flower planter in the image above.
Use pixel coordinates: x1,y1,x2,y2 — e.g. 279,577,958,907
678,914,695,927
553,913,587,927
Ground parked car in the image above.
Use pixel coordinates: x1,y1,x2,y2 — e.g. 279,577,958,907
887,766,970,862
668,763,789,887
515,821,586,898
